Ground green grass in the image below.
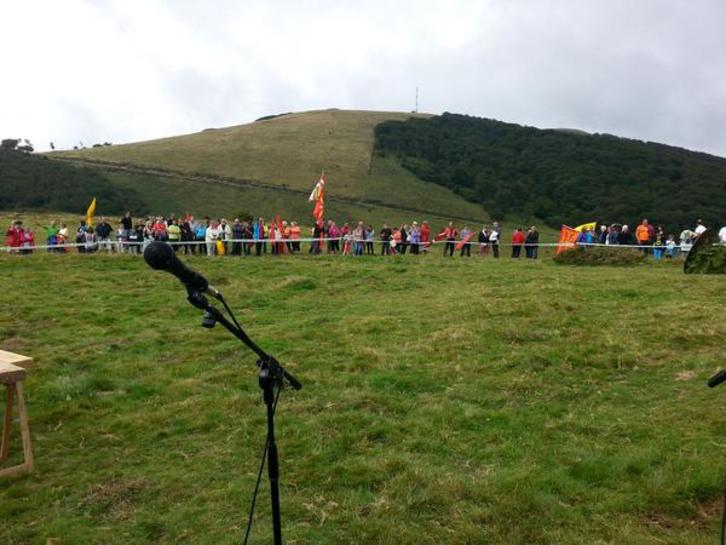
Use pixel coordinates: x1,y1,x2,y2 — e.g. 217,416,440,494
0,251,724,544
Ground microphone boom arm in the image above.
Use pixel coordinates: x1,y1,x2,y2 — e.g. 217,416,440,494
186,288,302,390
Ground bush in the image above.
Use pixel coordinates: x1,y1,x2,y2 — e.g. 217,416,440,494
553,247,646,266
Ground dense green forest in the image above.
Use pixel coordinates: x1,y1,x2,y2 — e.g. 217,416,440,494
374,113,726,230
0,151,146,214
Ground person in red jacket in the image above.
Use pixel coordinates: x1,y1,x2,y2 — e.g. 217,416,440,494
511,227,525,258
442,221,458,257
420,220,431,252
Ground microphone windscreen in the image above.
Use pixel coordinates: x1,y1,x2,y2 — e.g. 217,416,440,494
144,241,174,270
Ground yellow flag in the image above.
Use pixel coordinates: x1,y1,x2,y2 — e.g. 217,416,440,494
86,197,97,226
574,221,596,232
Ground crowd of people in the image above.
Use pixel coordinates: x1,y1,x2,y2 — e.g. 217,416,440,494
4,213,726,259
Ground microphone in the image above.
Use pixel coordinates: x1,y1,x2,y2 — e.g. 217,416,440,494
144,241,219,297
708,369,726,388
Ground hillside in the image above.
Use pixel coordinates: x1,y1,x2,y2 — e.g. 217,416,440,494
50,110,492,225
375,113,726,230
0,151,146,215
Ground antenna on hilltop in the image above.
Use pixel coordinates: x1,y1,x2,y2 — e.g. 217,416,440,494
414,86,419,113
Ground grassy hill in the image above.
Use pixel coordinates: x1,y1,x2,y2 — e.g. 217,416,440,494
52,110,494,227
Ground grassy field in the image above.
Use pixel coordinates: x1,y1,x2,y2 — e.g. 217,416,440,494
0,249,724,544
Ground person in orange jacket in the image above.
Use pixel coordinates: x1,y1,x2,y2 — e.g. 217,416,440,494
635,219,651,255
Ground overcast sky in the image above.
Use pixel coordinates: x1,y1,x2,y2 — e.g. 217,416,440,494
2,0,726,155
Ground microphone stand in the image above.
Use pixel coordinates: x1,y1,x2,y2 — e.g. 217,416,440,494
186,288,301,545
708,370,726,545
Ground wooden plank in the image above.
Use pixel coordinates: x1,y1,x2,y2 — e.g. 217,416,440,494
0,384,14,462
0,350,32,369
0,362,26,385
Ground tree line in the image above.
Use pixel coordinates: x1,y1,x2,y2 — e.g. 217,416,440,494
374,113,726,230
0,150,146,214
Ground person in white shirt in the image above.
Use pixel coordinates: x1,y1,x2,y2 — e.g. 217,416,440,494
694,219,707,236
719,225,726,245
205,220,221,256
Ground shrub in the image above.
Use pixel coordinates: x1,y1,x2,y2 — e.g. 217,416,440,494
553,246,646,266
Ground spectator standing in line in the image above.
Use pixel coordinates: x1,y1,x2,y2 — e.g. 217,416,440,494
390,227,402,255
95,217,114,252
352,221,365,256
365,225,375,255
618,225,634,245
635,219,651,254
339,223,350,252
694,219,707,237
598,225,608,244
37,221,59,252
220,219,232,254
310,221,323,255
525,226,539,259
443,221,458,257
409,222,420,255
167,219,182,251
152,217,167,241
192,221,205,254
420,221,431,253
511,227,525,258
380,224,392,255
181,217,194,255
205,220,221,256
289,222,301,253
76,221,88,253
253,218,264,256
665,234,678,258
84,226,98,253
607,224,621,245
283,221,293,253
459,225,472,257
652,226,665,260
489,223,500,258
231,219,244,255
399,224,409,255
127,223,142,254
120,212,133,253
22,226,35,254
327,221,339,253
142,221,154,252
478,225,489,256
57,223,69,250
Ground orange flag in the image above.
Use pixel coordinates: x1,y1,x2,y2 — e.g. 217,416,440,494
556,225,579,255
308,173,325,223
